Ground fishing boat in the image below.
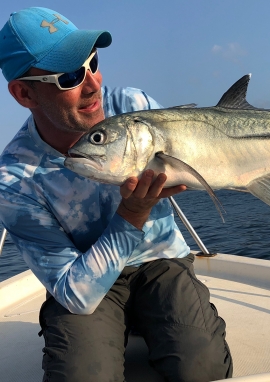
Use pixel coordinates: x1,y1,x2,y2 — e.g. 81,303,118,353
0,195,269,382
0,248,269,382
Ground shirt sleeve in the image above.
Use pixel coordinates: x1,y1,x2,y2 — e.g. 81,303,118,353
0,187,143,314
102,86,163,117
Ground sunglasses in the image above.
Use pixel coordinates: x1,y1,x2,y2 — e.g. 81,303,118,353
17,49,98,90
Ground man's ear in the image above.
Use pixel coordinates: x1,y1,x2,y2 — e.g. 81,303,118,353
8,80,38,108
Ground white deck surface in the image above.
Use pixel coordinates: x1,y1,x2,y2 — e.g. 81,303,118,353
0,253,269,382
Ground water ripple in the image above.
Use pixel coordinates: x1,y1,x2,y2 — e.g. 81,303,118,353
173,189,270,260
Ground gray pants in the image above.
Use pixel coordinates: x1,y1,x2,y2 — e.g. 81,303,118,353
39,254,233,381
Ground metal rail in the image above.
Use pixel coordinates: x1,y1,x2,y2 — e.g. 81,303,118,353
0,228,7,256
169,196,211,256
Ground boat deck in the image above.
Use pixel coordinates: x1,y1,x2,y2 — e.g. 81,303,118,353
0,253,270,382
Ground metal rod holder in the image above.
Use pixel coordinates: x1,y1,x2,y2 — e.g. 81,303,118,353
169,196,211,256
0,228,7,256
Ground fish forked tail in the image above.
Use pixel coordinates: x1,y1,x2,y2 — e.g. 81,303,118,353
155,152,226,222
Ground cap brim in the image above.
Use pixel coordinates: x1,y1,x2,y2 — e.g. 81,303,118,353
33,29,112,73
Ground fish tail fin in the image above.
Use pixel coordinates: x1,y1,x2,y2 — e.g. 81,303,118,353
247,175,270,205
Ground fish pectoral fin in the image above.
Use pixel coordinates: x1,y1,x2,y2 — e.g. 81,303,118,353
248,175,270,205
155,152,225,222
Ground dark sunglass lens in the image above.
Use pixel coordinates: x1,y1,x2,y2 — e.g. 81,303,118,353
58,67,85,89
90,52,98,74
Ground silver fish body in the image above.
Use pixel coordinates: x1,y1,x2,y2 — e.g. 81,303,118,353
65,75,270,210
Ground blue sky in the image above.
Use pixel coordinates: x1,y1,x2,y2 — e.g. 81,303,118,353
1,0,270,153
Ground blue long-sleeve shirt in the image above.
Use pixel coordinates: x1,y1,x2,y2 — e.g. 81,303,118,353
0,86,190,314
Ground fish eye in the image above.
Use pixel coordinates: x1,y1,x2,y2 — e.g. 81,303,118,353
89,131,106,145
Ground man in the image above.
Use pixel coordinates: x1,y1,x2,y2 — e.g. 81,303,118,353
0,7,232,382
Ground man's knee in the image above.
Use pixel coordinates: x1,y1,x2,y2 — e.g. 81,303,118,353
147,324,233,382
39,296,127,382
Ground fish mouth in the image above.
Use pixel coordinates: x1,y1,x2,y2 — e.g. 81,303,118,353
67,153,85,159
66,150,106,171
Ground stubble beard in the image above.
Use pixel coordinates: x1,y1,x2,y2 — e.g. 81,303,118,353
38,97,105,134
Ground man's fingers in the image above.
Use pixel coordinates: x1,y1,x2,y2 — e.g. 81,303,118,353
159,184,187,198
147,173,167,198
132,170,154,198
120,170,186,200
120,177,138,198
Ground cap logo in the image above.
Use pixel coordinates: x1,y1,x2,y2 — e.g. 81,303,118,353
40,14,69,34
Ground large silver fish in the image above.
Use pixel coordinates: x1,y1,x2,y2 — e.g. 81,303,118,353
64,75,270,220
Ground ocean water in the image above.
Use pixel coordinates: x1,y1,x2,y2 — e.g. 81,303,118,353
0,189,269,282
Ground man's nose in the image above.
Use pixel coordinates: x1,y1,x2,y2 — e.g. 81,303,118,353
81,69,101,93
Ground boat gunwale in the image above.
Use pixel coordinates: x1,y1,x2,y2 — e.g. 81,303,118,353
1,252,269,312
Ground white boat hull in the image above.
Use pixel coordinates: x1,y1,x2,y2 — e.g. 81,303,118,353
0,252,269,381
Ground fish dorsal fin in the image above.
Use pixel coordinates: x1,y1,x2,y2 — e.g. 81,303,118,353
169,103,197,109
216,74,258,110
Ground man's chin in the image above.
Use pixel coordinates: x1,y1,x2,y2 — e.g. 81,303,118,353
76,110,105,132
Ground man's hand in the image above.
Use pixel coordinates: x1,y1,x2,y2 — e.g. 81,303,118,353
116,170,186,230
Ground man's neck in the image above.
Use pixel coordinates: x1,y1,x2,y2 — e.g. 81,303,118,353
33,116,84,155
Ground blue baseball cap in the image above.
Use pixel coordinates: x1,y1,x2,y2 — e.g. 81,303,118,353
0,7,112,82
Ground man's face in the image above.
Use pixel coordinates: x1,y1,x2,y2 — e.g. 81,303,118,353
28,65,105,134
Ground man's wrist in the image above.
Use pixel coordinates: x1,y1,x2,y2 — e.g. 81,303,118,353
116,201,150,230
